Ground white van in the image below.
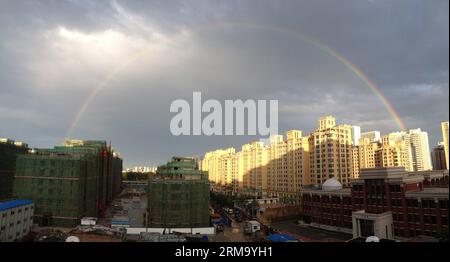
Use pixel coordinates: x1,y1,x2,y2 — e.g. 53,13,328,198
244,220,260,235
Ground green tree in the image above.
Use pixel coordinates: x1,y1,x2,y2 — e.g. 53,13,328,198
123,172,151,181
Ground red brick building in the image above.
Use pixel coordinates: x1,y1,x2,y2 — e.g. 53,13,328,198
301,167,448,239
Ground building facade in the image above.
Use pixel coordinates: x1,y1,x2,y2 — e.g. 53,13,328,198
352,136,414,179
0,200,34,242
201,116,439,206
432,143,447,170
13,140,123,227
381,129,432,172
442,121,449,170
0,139,29,200
360,131,381,143
201,148,237,187
147,157,210,228
201,131,310,203
406,129,433,171
308,116,355,186
241,141,268,197
301,167,449,239
266,131,310,204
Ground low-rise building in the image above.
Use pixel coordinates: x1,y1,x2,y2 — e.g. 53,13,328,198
0,200,34,242
301,167,448,240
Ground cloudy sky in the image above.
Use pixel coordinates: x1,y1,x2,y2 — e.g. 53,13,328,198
0,0,448,168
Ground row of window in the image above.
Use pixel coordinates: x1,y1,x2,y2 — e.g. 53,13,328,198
1,206,33,217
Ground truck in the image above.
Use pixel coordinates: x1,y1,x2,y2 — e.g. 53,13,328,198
244,220,261,235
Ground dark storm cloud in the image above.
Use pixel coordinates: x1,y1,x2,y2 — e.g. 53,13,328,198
0,0,448,167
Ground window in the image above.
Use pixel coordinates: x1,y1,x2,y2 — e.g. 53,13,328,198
429,201,436,208
431,216,437,224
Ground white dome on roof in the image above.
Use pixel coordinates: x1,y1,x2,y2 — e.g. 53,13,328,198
322,177,342,191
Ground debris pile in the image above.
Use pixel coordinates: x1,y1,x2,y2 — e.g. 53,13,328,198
71,225,126,238
139,232,187,242
34,229,69,242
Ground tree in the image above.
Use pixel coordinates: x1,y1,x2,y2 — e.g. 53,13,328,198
123,172,150,181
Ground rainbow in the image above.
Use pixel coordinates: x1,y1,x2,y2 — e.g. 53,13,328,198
64,21,406,140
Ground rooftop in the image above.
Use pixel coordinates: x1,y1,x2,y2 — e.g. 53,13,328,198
322,177,343,191
302,185,351,196
0,138,28,147
406,187,449,198
0,199,33,211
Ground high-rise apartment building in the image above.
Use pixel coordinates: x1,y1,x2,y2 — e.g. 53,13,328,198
357,138,380,169
352,137,413,178
200,148,243,195
442,121,449,170
308,116,354,186
266,130,310,203
406,129,433,171
202,117,441,203
381,129,432,172
201,131,309,202
241,141,268,197
351,126,361,146
351,147,360,179
432,143,447,170
360,131,381,142
218,149,235,186
201,148,235,185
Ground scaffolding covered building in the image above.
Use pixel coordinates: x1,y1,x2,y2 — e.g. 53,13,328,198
147,157,210,228
13,140,123,227
0,138,29,200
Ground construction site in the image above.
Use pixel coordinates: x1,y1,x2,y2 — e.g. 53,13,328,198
0,138,29,200
12,140,123,227
147,157,210,228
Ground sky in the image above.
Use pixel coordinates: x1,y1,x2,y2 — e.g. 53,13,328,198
0,0,448,168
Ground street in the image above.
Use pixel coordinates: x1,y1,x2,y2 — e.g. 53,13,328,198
209,218,253,242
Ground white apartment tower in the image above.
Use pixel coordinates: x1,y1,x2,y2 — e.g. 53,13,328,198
383,129,432,171
442,121,449,170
